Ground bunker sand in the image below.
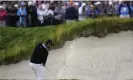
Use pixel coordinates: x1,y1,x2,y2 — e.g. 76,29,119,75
0,31,133,80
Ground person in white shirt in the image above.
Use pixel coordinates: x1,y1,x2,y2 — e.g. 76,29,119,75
78,2,86,20
37,5,45,26
45,6,54,16
42,2,50,11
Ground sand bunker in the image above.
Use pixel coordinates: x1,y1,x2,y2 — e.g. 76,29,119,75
0,31,133,80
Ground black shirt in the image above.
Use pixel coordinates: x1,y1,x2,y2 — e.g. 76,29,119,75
65,6,79,20
30,43,48,65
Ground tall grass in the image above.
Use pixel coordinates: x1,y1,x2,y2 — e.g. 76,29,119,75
0,17,133,65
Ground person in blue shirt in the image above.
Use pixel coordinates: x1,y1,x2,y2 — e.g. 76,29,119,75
94,2,102,17
130,2,133,18
17,2,27,27
119,2,131,18
86,2,92,18
95,7,101,17
114,2,120,16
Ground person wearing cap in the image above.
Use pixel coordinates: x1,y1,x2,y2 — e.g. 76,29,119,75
27,1,38,27
86,2,93,18
17,2,27,27
130,2,133,18
54,3,65,25
106,2,115,17
7,4,18,27
78,2,86,20
65,2,79,22
78,2,86,16
94,1,105,16
29,39,54,80
0,5,7,27
119,2,131,18
37,4,45,26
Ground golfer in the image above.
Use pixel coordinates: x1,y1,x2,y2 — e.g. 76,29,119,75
29,40,54,80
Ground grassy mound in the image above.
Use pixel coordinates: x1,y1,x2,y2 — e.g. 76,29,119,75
0,17,133,65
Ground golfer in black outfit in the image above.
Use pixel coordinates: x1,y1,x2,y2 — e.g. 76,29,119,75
29,40,54,80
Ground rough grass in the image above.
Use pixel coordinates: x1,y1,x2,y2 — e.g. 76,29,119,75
0,17,133,65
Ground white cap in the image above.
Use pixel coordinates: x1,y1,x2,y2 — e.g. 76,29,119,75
0,6,2,8
14,4,18,8
109,1,113,5
82,3,86,6
94,2,101,5
0,6,5,9
28,1,33,6
75,2,79,6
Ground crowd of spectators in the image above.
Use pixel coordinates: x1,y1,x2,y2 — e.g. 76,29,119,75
0,1,133,27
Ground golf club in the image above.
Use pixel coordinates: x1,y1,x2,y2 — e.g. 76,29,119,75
45,66,58,79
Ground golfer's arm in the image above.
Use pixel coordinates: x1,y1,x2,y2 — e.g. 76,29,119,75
42,52,48,66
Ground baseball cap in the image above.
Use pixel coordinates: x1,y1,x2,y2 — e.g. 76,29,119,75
20,2,25,6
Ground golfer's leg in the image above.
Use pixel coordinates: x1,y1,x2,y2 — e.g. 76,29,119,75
36,64,45,80
31,67,38,80
29,62,39,80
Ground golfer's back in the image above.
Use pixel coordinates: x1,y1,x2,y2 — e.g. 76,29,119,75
30,43,48,64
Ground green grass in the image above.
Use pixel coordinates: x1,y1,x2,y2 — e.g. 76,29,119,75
0,17,133,65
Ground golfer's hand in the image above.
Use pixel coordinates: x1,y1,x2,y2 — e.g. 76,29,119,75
43,64,46,67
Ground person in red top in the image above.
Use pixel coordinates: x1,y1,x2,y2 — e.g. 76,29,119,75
0,6,7,27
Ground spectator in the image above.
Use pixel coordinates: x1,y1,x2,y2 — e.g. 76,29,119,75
44,5,55,25
94,2,101,17
1,1,133,27
74,2,79,9
78,1,82,8
78,2,86,20
37,5,45,26
90,6,97,18
119,2,131,18
42,2,49,11
96,2,105,16
46,5,54,16
17,2,27,27
54,3,65,24
107,2,115,16
27,1,38,27
86,2,92,18
0,6,7,27
55,3,64,15
6,2,14,26
114,1,120,16
78,2,83,15
2,2,7,9
130,2,133,17
7,4,18,27
65,2,79,21
54,3,65,19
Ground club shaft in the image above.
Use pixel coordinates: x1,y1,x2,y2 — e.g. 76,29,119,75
46,66,58,79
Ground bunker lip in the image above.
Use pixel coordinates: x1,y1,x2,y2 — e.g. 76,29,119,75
0,31,133,80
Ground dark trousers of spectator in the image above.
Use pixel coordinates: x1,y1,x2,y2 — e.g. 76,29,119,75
17,21,26,28
107,14,113,17
87,14,97,18
6,15,18,27
43,18,54,26
131,13,133,18
27,17,38,27
38,20,44,27
31,18,38,27
87,14,92,18
0,21,6,27
53,19,63,25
